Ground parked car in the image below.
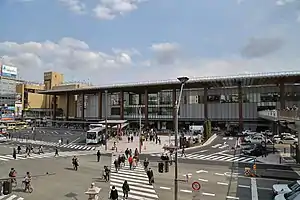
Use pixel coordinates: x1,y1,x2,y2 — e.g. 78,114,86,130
242,144,265,156
273,135,282,143
277,136,298,145
273,180,300,196
0,135,8,143
274,188,300,200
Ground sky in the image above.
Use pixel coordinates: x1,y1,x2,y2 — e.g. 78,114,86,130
0,0,300,85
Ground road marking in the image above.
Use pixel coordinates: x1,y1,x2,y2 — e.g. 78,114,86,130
159,186,171,190
251,178,258,200
238,184,250,188
198,178,208,182
182,173,192,176
196,170,208,173
202,192,215,196
70,137,81,144
214,173,224,176
180,189,192,193
258,187,272,191
217,182,228,186
226,196,239,199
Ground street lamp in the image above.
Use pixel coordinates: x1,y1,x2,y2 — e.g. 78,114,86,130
174,76,189,200
105,90,108,151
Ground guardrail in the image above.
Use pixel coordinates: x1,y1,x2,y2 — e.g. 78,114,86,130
258,109,300,121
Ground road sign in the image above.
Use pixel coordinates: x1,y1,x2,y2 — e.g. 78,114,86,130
192,181,201,191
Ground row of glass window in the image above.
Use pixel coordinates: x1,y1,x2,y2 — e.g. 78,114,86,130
109,92,300,106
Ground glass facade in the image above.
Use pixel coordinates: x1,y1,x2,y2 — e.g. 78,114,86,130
104,84,300,121
0,78,17,120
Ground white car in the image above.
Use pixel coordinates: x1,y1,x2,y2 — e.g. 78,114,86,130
0,135,8,142
273,136,282,143
274,189,300,200
273,180,300,196
278,137,298,145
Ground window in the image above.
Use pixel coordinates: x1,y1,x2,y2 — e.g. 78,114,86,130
148,94,158,105
159,107,173,115
110,94,120,106
260,93,279,102
148,107,159,114
111,107,120,115
286,92,300,101
129,94,139,105
159,92,172,105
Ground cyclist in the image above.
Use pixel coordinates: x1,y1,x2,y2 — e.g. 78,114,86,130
23,172,32,192
8,168,17,184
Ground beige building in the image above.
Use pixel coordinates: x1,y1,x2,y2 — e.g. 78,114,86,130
16,71,89,118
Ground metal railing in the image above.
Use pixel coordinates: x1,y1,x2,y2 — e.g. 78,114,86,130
258,109,300,120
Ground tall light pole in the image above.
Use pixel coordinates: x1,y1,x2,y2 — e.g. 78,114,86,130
139,107,142,153
105,90,108,151
174,76,189,200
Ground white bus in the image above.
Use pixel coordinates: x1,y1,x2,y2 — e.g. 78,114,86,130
86,127,105,144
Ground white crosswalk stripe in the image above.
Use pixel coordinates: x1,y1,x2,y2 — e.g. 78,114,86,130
8,139,96,151
150,153,255,163
0,151,94,162
222,137,234,140
0,194,24,200
110,156,159,200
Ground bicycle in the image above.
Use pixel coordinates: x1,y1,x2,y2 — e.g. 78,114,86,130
22,181,33,193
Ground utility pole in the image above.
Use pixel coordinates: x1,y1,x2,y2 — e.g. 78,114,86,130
105,90,108,151
174,76,189,200
139,107,142,153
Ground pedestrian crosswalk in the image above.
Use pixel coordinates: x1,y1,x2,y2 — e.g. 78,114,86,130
0,150,94,162
0,194,24,200
211,143,229,149
150,152,255,163
222,137,234,140
110,155,159,200
8,139,96,151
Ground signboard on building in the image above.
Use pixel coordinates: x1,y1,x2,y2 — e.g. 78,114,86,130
15,103,23,118
1,65,17,78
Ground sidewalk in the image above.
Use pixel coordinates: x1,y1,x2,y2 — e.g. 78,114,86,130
256,152,297,165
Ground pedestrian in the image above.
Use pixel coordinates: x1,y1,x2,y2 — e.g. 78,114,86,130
128,156,133,170
114,158,119,172
127,136,130,143
17,145,21,154
12,148,16,159
122,180,130,199
131,135,133,142
97,150,101,162
143,158,149,170
109,186,118,200
125,148,129,158
147,168,154,185
181,146,186,157
54,147,59,157
104,166,110,182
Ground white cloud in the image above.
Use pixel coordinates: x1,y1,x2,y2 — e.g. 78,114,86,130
151,43,180,65
59,0,86,14
0,37,134,81
93,0,146,20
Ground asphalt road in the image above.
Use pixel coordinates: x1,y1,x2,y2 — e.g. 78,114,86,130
0,154,111,200
9,128,86,144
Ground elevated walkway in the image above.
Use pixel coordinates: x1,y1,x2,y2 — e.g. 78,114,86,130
258,110,300,126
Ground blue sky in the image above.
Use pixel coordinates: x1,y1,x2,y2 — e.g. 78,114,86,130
0,0,299,84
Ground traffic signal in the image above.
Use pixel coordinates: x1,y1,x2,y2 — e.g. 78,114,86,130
158,162,164,173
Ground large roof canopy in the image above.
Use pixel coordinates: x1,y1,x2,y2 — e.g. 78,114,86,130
38,71,300,95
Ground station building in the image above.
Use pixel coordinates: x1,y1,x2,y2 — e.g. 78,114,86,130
38,71,300,131
16,71,90,119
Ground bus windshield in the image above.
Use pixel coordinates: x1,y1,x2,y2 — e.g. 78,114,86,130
89,124,104,130
87,132,96,139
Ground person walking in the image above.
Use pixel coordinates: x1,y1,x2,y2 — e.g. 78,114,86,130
12,148,16,159
97,150,101,162
54,147,59,157
147,168,154,185
109,186,118,200
181,146,186,157
122,180,130,199
128,156,133,170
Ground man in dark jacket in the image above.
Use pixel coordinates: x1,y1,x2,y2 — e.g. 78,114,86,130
97,150,101,162
110,186,118,200
122,180,130,199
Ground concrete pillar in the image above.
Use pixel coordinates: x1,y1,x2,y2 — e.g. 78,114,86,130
144,89,148,127
238,82,243,132
203,87,208,120
66,93,69,120
53,95,57,120
81,94,85,120
280,83,285,109
172,89,176,131
98,92,102,119
120,91,124,120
